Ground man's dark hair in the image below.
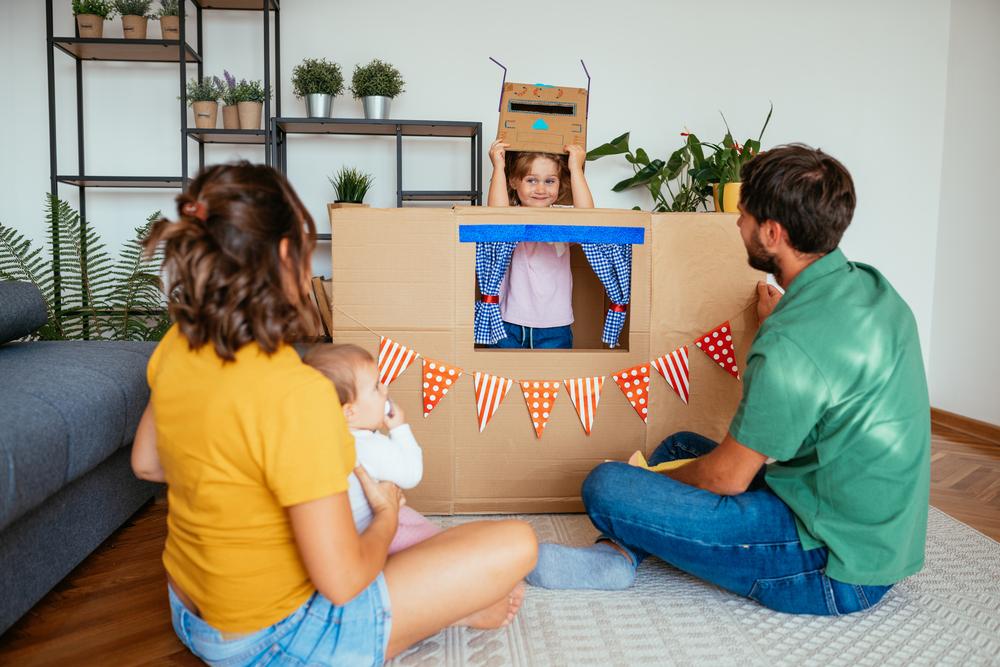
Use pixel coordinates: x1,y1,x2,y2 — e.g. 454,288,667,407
740,144,856,254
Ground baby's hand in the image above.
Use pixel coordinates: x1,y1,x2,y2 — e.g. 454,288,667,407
565,143,586,171
385,400,405,430
489,139,509,168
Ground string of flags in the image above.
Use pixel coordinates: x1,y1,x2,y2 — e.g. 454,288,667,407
373,320,743,438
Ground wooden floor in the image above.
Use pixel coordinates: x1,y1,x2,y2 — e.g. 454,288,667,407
1,427,997,666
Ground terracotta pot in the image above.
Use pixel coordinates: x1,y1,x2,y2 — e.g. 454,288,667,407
712,182,742,213
192,101,218,129
160,15,179,40
237,101,263,130
222,105,240,129
75,14,104,38
121,15,148,39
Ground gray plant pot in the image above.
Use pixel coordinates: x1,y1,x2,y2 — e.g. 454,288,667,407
305,93,332,118
362,96,391,120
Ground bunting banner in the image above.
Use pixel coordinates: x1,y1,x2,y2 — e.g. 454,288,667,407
652,346,691,404
520,380,560,439
694,321,741,380
421,358,463,417
564,376,605,435
611,364,652,423
378,336,418,386
474,372,514,433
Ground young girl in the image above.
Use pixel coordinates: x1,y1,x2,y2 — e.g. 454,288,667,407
131,162,536,666
302,343,441,554
486,141,595,349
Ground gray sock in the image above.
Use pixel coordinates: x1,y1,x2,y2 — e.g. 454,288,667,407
525,541,636,590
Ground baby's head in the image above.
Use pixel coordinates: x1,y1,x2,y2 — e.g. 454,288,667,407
507,151,571,207
304,343,387,430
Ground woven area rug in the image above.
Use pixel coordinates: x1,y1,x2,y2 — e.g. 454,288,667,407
388,507,1000,666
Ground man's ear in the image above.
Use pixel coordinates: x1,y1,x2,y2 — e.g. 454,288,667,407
760,219,787,250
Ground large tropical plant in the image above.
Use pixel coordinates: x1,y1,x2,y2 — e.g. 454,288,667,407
0,195,169,341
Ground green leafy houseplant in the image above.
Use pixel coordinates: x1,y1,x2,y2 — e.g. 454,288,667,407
291,58,344,98
350,59,405,99
329,168,375,203
693,104,774,207
156,0,180,17
0,196,170,341
111,0,153,17
72,0,115,18
235,79,271,103
185,77,221,104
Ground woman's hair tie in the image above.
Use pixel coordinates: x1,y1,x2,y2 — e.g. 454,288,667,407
181,200,209,222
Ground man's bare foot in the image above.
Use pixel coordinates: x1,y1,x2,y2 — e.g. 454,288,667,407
453,581,526,629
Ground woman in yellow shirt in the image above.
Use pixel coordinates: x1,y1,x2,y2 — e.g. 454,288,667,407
133,162,537,665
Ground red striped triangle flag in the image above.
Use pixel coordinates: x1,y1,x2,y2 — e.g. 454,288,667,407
377,336,418,386
694,321,740,380
563,376,605,435
520,380,560,439
611,364,652,423
652,346,691,404
421,358,463,417
474,372,514,433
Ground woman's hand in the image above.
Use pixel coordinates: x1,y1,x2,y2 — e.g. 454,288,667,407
489,139,509,169
565,144,586,172
356,465,404,521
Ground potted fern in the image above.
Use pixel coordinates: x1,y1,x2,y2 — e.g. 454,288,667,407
72,0,114,39
328,167,374,210
291,58,344,118
186,77,222,129
350,59,405,120
156,0,180,40
234,79,270,130
112,0,153,39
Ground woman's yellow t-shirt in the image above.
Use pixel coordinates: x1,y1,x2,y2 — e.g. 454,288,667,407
147,325,355,633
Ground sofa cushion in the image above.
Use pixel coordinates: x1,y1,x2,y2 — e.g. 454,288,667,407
0,341,155,531
0,282,47,345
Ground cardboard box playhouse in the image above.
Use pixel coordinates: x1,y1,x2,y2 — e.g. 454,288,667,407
330,206,762,514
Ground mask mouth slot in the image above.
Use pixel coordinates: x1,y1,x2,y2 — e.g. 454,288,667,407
508,101,576,115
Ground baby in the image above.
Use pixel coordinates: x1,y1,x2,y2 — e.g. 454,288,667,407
303,343,441,553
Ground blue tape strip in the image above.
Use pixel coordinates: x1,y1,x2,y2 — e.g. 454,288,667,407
459,224,645,244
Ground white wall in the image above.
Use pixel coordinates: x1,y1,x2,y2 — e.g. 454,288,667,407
2,1,954,377
929,0,1000,424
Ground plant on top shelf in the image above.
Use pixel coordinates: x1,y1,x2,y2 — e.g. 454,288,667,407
292,58,344,118
185,77,222,129
329,167,375,205
156,0,181,40
233,78,271,130
72,0,115,38
112,0,153,39
350,59,405,120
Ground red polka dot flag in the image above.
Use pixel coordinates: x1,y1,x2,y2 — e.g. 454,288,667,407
473,372,514,433
611,364,652,423
377,336,418,386
520,380,560,438
421,358,463,417
693,321,740,380
651,345,691,404
564,376,605,435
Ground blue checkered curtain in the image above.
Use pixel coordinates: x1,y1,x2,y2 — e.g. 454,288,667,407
581,243,633,347
474,241,518,345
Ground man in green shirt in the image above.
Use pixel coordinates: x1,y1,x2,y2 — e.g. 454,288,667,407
526,144,930,615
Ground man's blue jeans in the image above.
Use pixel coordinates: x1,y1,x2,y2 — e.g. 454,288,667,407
582,431,893,615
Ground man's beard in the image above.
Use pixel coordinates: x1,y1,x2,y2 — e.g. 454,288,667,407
746,231,781,282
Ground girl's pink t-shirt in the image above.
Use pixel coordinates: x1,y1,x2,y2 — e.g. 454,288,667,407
500,242,574,328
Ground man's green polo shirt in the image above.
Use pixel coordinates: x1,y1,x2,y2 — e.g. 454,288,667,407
729,248,930,585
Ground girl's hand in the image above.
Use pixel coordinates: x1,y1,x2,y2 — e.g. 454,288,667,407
566,144,586,172
356,466,404,519
384,400,405,430
489,140,510,168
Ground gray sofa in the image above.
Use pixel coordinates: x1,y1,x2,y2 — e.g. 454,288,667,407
0,281,159,635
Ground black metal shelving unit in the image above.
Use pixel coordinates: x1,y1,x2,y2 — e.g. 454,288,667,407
271,118,483,239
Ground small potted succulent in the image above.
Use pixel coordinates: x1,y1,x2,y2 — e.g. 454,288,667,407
156,0,180,40
72,0,115,38
112,0,153,39
350,59,405,120
291,58,344,118
234,78,271,130
219,70,241,129
186,77,222,129
328,167,375,212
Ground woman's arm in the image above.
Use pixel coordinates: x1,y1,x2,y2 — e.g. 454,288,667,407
487,139,511,207
131,403,166,483
288,467,402,605
566,144,594,209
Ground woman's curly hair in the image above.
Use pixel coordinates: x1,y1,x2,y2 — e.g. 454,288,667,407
144,162,319,360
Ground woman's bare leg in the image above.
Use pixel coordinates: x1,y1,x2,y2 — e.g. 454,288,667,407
383,519,537,659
